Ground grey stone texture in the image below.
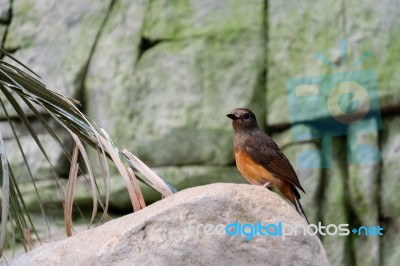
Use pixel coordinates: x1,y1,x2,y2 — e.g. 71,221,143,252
10,184,329,266
1,0,399,265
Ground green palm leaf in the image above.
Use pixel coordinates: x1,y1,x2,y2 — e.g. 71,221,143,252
0,48,177,256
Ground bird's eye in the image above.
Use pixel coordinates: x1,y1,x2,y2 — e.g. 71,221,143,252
243,113,250,120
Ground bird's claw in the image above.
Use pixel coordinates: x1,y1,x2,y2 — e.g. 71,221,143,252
262,181,271,188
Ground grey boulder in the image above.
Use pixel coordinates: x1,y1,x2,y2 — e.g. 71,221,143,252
10,183,329,266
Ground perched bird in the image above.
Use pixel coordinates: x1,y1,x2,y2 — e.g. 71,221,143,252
227,108,309,224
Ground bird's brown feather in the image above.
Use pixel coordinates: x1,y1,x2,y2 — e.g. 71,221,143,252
227,107,309,223
244,131,305,193
234,149,280,186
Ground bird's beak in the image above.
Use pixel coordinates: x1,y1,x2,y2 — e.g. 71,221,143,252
226,113,239,120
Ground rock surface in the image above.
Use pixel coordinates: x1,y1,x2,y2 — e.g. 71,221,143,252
267,0,400,126
142,0,264,39
10,184,329,266
1,1,400,265
381,117,400,266
113,32,265,166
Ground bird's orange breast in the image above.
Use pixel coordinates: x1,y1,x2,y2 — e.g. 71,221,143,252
234,149,279,186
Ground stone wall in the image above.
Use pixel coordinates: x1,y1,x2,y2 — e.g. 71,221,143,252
1,1,400,266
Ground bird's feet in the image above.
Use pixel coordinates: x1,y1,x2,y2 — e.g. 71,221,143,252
262,181,271,188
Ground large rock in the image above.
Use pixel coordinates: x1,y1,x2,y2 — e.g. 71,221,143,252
2,0,110,116
347,118,380,266
142,0,264,40
0,0,10,38
110,31,265,166
83,0,266,167
10,183,329,266
0,120,72,180
106,166,245,210
0,0,11,23
267,0,400,126
321,138,349,266
381,117,400,218
381,116,400,266
10,165,245,215
85,0,147,134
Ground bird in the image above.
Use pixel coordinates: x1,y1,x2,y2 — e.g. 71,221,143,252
227,107,309,224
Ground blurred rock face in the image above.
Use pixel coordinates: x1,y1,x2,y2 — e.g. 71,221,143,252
1,0,400,265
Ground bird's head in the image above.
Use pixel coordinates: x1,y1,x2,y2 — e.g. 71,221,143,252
226,108,259,132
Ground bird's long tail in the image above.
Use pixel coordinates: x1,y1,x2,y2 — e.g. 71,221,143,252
291,187,309,224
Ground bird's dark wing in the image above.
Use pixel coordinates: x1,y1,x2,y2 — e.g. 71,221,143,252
245,132,305,193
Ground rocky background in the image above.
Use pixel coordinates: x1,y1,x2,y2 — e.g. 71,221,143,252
0,1,399,266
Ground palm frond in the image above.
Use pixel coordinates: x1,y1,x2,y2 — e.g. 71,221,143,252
0,132,10,255
0,48,177,256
